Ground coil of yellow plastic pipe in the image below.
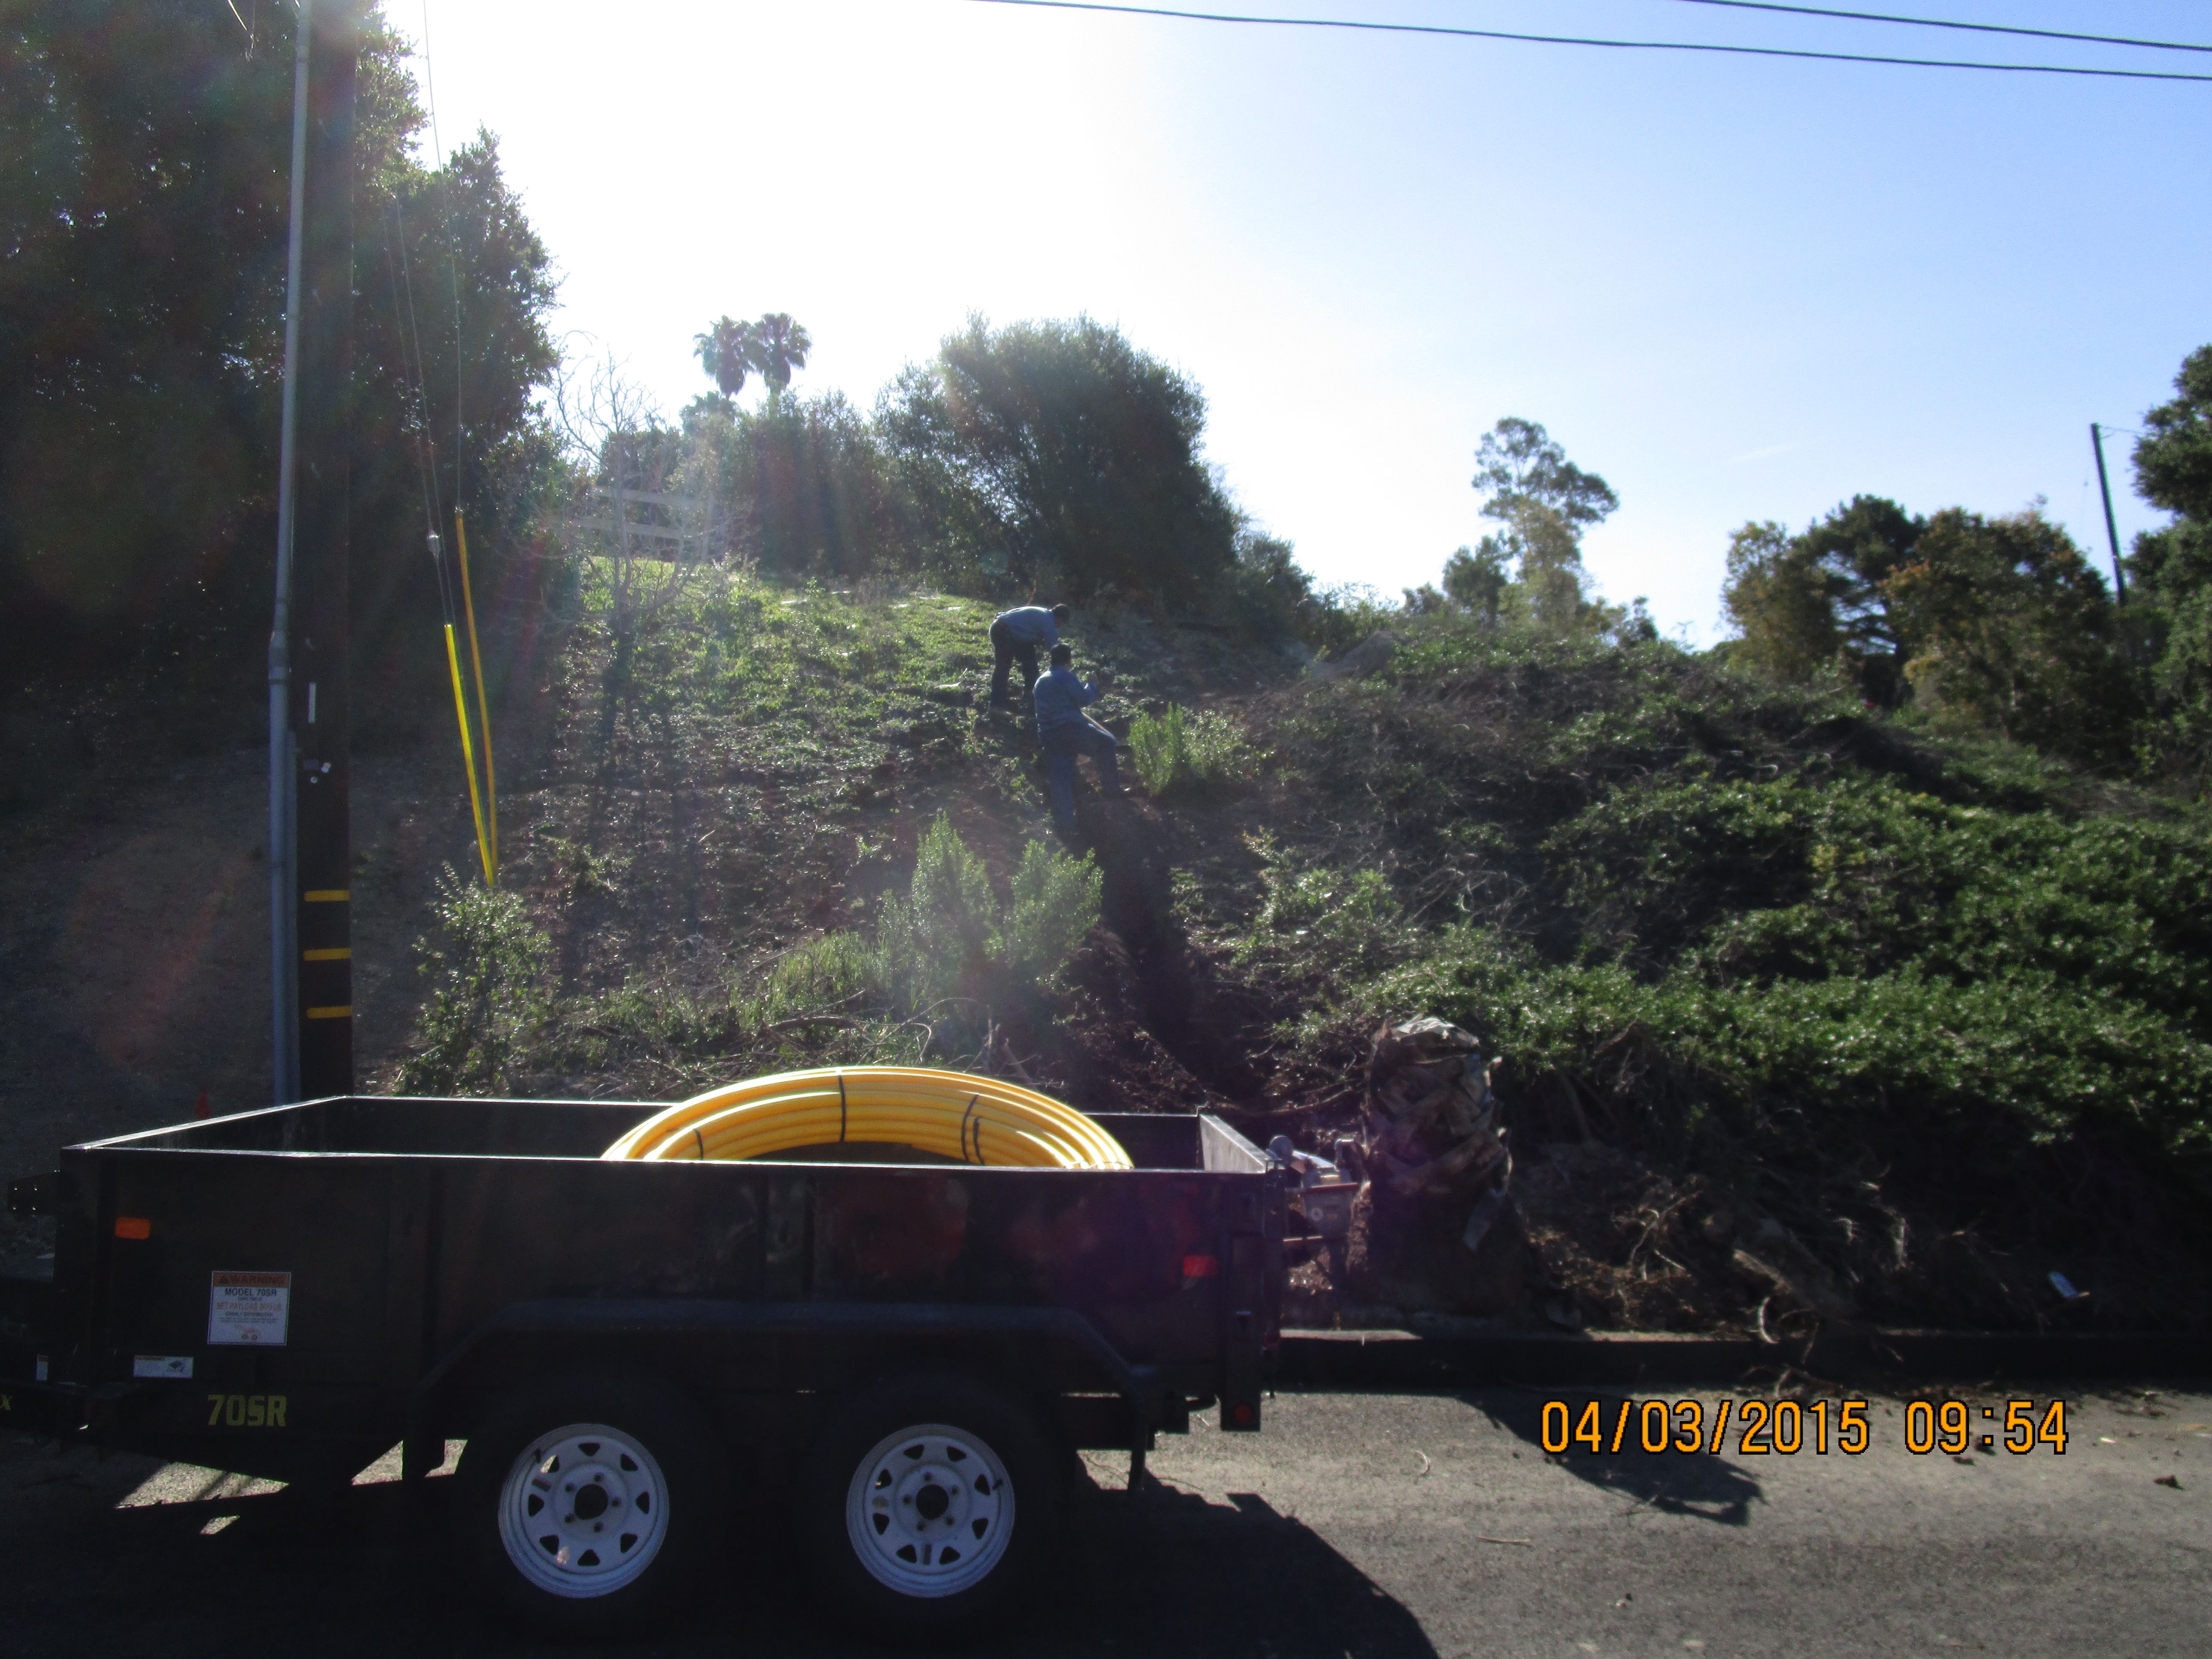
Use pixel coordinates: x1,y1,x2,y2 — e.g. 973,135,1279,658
601,1066,1133,1170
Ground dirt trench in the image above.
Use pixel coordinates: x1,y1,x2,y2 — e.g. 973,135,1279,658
1077,802,1265,1105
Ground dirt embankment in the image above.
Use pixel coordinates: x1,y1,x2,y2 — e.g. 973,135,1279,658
10,592,2202,1338
0,690,482,1274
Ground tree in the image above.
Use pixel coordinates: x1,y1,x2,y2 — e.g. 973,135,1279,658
693,316,759,398
550,355,704,665
1473,417,1620,528
355,128,562,711
2132,346,2212,535
1468,418,1618,632
1722,496,2132,763
878,315,1237,602
2127,344,2212,768
1441,543,1510,625
0,1,560,707
1721,521,1841,685
1722,496,1923,705
752,313,811,400
730,390,913,580
1884,506,2132,759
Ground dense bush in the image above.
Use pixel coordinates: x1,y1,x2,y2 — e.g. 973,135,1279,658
395,871,553,1094
1222,616,2212,1204
874,811,1100,1018
1129,703,1255,797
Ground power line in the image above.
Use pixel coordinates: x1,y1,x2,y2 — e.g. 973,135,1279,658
959,0,2212,81
419,0,444,169
1659,0,2212,57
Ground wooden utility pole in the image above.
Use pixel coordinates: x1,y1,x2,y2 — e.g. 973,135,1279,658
269,0,361,1102
2091,422,2129,606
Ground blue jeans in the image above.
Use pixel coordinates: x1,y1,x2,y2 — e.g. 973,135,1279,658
988,620,1041,710
1042,721,1121,827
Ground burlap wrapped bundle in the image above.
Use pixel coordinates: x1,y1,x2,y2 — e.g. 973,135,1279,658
1361,1017,1512,1249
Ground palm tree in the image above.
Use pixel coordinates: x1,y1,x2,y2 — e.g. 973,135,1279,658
692,316,759,398
752,313,811,401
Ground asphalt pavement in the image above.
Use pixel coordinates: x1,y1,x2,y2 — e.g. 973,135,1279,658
2,1383,2205,1658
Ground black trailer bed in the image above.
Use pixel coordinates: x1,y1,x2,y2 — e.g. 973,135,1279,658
2,1095,1287,1483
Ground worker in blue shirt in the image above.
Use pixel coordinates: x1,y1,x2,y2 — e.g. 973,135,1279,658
1032,642,1124,830
988,602,1070,711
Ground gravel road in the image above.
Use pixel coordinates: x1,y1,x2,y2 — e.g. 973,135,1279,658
2,1382,2204,1658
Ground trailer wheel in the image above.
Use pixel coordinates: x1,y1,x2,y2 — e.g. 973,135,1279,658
798,1372,1064,1641
454,1370,723,1637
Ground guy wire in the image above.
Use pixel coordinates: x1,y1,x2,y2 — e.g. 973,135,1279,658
380,203,455,629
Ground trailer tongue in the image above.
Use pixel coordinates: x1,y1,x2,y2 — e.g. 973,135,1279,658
3,1092,1287,1641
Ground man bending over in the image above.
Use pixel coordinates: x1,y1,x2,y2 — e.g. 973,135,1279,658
989,602,1070,711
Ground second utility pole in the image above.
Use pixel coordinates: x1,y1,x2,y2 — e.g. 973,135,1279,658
2091,422,2129,606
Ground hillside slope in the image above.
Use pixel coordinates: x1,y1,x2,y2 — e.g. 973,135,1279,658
386,571,2212,1336
9,573,2205,1330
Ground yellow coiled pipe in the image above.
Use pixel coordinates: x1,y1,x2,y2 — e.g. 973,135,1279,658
601,1066,1133,1170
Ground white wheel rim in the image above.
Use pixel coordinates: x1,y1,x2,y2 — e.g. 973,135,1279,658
845,1421,1016,1599
496,1421,671,1599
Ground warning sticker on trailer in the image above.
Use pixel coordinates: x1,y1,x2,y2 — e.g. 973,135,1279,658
207,1271,292,1346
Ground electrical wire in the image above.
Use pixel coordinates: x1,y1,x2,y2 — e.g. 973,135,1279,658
1658,0,2212,57
604,1068,1135,1169
407,0,497,884
380,213,441,562
958,0,2212,81
384,183,497,886
413,1,468,529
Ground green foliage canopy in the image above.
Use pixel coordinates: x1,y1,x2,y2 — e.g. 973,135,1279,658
878,316,1238,603
0,1,561,698
1468,417,1619,632
1723,497,2129,763
2129,345,2212,770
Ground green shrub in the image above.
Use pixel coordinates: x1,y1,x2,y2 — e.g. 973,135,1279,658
1004,840,1103,981
1130,704,1186,794
538,834,629,899
1236,838,1404,977
1130,703,1255,796
397,870,553,1094
747,931,878,1026
1379,928,2212,1181
874,812,997,1011
874,813,1101,1014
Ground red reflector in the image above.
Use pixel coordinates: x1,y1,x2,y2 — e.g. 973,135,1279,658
114,1217,151,1240
1231,1401,1256,1426
1182,1254,1219,1279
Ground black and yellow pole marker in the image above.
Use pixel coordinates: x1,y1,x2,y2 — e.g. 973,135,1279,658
454,510,498,878
286,0,362,1103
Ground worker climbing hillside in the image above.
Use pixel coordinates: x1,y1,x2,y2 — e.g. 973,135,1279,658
988,601,1071,713
1033,641,1125,833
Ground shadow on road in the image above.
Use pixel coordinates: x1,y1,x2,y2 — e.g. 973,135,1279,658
1463,1387,1765,1525
1042,1476,1438,1659
0,1445,1434,1659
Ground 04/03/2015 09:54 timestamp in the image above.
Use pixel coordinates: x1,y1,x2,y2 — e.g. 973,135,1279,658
1540,1398,2070,1457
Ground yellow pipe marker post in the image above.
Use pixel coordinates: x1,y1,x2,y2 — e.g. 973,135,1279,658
453,510,498,873
444,623,494,887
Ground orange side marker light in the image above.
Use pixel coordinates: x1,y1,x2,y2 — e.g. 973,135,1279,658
114,1217,151,1240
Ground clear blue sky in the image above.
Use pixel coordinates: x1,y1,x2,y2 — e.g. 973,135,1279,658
413,0,2209,639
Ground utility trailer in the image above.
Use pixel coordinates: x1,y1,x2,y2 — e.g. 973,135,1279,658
2,1095,1289,1640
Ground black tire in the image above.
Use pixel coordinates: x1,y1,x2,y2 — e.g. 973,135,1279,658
452,1368,725,1639
796,1371,1065,1644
